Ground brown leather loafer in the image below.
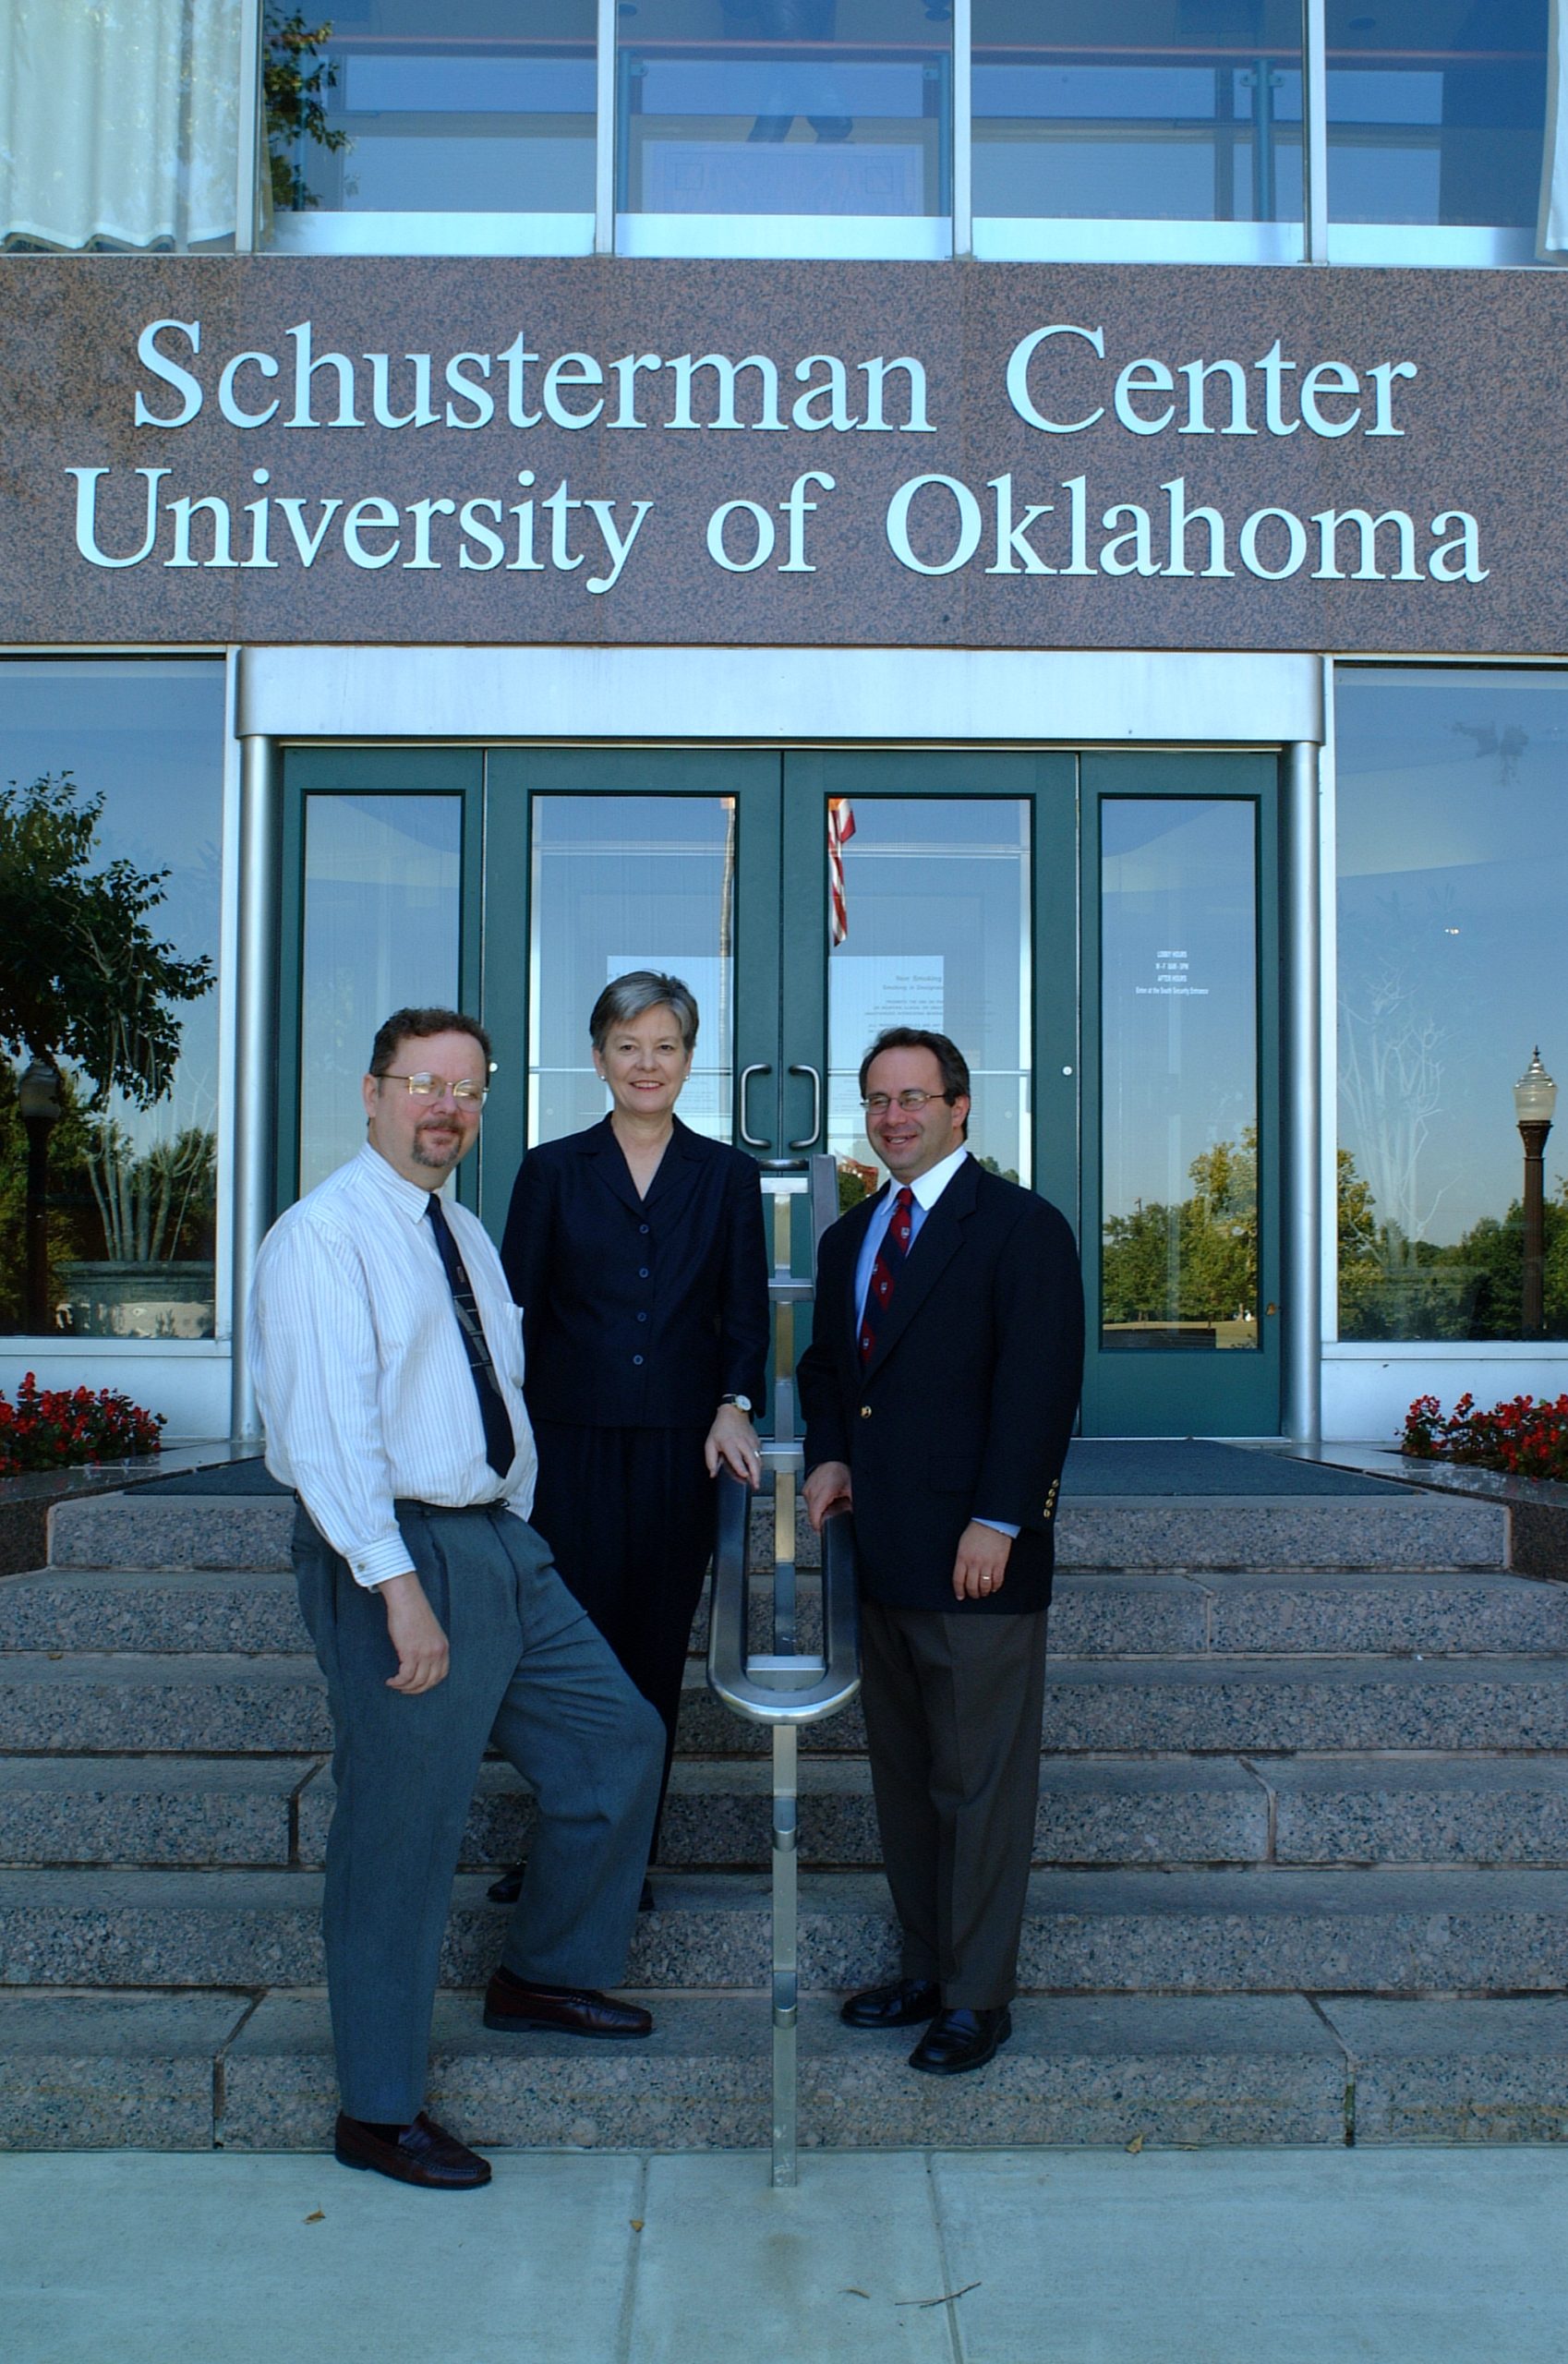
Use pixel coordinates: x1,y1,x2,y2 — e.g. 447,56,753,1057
839,1978,941,2031
908,2006,1012,2076
483,1967,653,2039
334,2111,491,2189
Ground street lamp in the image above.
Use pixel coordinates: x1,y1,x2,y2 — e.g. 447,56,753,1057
1513,1048,1558,1335
17,1055,61,1334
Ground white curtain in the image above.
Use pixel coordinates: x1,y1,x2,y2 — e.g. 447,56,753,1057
0,1,241,251
1539,0,1568,256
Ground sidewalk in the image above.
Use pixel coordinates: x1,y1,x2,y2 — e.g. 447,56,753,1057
5,2144,1563,2364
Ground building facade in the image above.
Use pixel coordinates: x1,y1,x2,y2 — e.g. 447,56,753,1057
4,1,1568,1447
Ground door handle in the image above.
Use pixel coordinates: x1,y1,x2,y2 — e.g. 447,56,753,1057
787,1063,823,1151
739,1063,772,1149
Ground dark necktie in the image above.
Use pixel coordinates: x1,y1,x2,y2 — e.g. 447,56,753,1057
859,1185,915,1366
426,1194,516,1478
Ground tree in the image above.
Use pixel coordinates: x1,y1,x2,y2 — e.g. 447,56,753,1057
264,12,352,214
0,774,213,1104
0,775,214,1313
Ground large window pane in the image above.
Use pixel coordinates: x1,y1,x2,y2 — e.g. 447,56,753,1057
826,799,1031,1188
2,0,241,251
266,1,596,227
1327,0,1547,228
973,1,1303,224
1336,669,1568,1341
529,796,736,1147
618,2,951,219
1100,799,1260,1353
299,793,463,1193
0,659,225,1339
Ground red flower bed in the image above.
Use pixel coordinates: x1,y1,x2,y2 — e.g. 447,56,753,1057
1402,1391,1568,1483
0,1373,164,1475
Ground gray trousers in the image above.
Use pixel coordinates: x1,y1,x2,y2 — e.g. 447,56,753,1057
293,1499,664,2123
859,1599,1048,2011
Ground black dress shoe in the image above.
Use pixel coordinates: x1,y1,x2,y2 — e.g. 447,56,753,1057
483,1965,653,2038
333,2111,491,2189
487,1862,525,1905
839,1978,942,2031
908,2006,1012,2075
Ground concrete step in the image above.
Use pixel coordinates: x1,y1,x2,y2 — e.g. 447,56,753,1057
6,1752,1567,1875
0,1758,320,1868
6,1647,1565,1758
3,1865,1563,1995
676,1653,1568,1757
5,1986,1562,2153
44,1486,1508,1578
7,1563,1562,1659
0,1571,308,1655
6,1985,1561,2155
49,1496,296,1574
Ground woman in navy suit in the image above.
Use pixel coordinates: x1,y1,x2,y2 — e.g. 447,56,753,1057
498,972,769,1894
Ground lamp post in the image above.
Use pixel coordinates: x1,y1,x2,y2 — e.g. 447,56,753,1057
1513,1048,1557,1335
17,1055,61,1335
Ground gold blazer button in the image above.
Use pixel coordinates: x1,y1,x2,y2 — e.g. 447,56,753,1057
860,1404,873,1418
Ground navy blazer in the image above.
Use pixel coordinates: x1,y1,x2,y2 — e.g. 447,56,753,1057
797,1158,1084,1616
501,1116,769,1430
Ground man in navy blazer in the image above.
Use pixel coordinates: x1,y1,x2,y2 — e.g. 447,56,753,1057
799,1027,1083,2075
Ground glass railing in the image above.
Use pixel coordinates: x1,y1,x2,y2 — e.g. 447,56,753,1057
3,0,1560,265
264,0,597,254
1326,1,1550,266
972,3,1305,260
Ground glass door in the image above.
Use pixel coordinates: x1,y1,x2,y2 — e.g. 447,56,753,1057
1081,753,1280,1436
280,741,1282,1437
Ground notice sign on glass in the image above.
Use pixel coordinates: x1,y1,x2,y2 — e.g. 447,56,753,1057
830,957,945,1068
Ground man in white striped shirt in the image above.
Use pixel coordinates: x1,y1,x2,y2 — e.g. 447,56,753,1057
250,1007,664,2191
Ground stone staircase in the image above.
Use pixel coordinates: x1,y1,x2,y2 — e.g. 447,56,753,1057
2,1476,1567,2150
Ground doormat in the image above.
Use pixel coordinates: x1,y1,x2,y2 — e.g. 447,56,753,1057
124,1439,1407,1500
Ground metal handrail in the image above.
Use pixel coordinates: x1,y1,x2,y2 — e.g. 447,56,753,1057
707,1471,861,1727
704,1152,860,2187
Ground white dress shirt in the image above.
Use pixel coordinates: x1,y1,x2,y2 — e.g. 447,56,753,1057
249,1142,538,1588
851,1144,1019,1540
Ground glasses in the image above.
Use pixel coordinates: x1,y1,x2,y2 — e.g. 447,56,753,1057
861,1090,952,1115
380,1071,489,1106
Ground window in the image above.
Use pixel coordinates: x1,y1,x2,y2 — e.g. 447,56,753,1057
616,0,953,255
1327,0,1547,235
1336,667,1568,1342
1,1,242,252
0,660,226,1340
264,1,597,254
973,0,1304,259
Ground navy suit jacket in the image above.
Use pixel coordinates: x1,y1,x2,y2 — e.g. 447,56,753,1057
797,1158,1084,1616
501,1116,769,1430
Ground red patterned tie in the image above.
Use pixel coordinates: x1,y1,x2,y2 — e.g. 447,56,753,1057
859,1186,915,1366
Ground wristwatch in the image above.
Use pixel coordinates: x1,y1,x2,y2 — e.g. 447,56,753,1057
719,1393,753,1414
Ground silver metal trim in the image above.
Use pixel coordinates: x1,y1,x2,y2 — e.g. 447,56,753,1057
229,735,282,1442
739,1063,773,1150
952,0,972,259
973,215,1304,264
615,212,952,260
237,647,1325,749
787,1064,823,1152
1281,738,1322,1445
235,0,261,255
595,0,616,256
1302,0,1328,265
267,211,595,257
707,1484,862,1728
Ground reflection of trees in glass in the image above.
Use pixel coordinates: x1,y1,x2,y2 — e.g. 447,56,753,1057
0,774,215,1324
1336,1144,1568,1341
264,10,352,212
1102,1128,1257,1325
1337,886,1465,1259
